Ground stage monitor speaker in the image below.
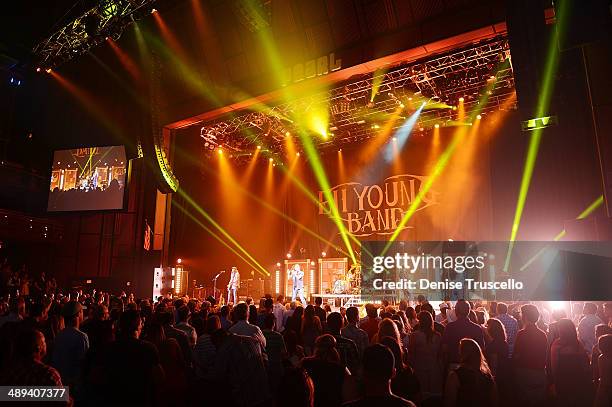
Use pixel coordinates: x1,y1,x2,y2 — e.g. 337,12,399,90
238,279,265,300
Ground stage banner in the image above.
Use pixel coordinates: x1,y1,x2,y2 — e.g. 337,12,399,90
317,174,438,237
360,240,612,302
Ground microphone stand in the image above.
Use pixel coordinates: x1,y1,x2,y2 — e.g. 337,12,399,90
212,271,224,302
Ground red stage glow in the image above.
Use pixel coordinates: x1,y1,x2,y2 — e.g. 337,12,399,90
107,38,142,82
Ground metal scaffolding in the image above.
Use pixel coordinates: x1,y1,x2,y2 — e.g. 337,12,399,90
33,0,156,68
199,37,516,161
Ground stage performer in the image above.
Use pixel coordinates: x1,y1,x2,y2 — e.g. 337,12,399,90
227,267,240,304
289,264,307,305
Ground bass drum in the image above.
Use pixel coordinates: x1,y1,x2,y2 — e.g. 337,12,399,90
332,279,347,294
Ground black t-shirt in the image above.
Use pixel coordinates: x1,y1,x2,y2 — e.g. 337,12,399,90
343,394,416,407
302,358,345,407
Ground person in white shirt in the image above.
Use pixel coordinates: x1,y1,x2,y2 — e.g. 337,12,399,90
289,264,306,305
228,303,266,350
227,267,240,304
578,302,603,354
273,295,286,332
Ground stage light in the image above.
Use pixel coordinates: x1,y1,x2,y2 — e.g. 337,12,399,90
321,251,326,257
285,131,290,137
392,137,397,141
36,67,41,72
338,149,342,152
151,8,157,13
46,68,52,73
434,123,440,128
296,152,300,157
177,258,182,264
276,262,281,267
218,148,223,154
476,114,482,120
419,127,424,131
458,97,464,102
399,103,405,108
286,253,292,259
269,157,273,162
408,97,412,101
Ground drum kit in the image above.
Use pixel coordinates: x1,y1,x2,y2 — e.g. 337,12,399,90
332,264,361,294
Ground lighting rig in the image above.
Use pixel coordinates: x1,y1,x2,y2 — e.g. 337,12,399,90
32,0,157,70
199,37,516,164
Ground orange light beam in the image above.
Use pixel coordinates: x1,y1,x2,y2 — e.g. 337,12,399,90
107,39,142,83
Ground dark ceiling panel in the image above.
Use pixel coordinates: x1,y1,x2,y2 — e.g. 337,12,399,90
363,0,392,35
410,0,446,21
393,0,415,25
326,0,362,48
304,22,335,57
295,0,329,24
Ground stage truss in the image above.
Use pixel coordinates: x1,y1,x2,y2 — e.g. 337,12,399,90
198,36,515,163
33,0,156,69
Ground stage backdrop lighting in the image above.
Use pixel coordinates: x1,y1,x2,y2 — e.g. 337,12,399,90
47,145,127,212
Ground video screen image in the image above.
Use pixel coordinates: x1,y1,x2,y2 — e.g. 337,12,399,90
47,146,127,212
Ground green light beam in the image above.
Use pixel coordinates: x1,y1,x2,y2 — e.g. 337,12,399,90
504,0,570,271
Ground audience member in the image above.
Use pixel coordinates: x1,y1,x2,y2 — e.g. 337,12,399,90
513,304,547,407
175,304,197,347
441,300,485,370
228,302,267,351
327,312,360,375
342,306,369,358
444,338,497,407
302,334,349,407
578,302,603,355
51,300,89,386
495,302,518,356
408,310,443,398
343,344,416,407
550,318,592,406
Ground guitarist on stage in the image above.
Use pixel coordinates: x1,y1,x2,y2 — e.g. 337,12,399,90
227,266,240,304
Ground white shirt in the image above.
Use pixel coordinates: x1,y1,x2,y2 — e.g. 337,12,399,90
228,320,266,349
273,303,285,332
578,313,603,353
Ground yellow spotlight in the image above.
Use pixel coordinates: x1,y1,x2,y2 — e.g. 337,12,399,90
476,114,482,120
459,97,464,102
218,148,223,155
269,157,273,162
257,145,261,149
285,131,291,137
434,123,440,128
276,262,281,267
296,152,300,157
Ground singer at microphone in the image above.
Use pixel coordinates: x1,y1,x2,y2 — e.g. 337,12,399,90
227,266,240,304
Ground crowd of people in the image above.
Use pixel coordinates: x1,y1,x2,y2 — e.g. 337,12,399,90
0,267,611,406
